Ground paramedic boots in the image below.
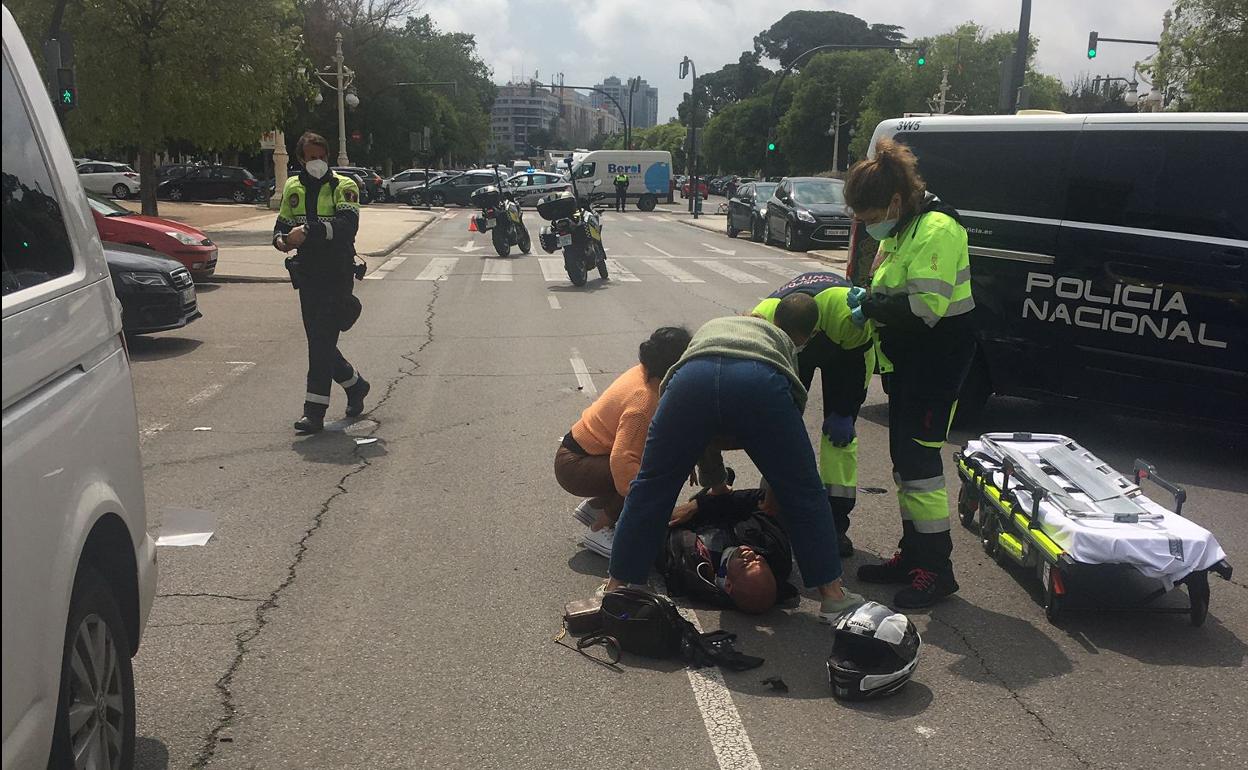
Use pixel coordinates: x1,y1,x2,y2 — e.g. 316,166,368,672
345,376,371,418
857,526,958,609
893,568,959,609
294,405,326,434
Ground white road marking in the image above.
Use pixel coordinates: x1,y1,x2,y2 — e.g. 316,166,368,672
694,260,765,283
364,255,407,280
140,422,170,441
915,726,938,738
415,257,458,281
745,260,799,279
441,211,458,219
569,348,597,396
186,383,224,406
654,216,672,223
547,295,561,310
453,240,483,253
681,605,763,770
701,242,737,256
603,259,639,282
643,258,703,283
539,258,565,282
624,215,642,222
623,231,634,237
796,260,826,271
481,259,514,281
644,242,677,258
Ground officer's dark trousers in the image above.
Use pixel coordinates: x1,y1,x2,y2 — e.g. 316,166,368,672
615,189,627,211
298,277,358,416
797,333,859,537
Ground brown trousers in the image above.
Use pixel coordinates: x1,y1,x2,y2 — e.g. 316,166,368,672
554,446,624,523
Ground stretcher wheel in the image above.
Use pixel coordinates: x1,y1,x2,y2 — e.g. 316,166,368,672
957,483,978,530
1187,570,1210,627
981,516,999,559
1044,567,1063,624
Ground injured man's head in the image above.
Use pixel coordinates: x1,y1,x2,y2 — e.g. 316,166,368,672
723,545,778,614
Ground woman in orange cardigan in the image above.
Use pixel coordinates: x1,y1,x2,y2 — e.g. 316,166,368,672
555,327,692,539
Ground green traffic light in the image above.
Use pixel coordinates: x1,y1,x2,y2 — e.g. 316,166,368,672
61,89,73,104
1087,49,1097,59
916,56,926,66
767,142,776,152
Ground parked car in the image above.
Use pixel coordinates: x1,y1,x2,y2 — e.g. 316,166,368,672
762,176,852,251
726,181,778,241
157,165,258,202
680,177,709,199
105,243,202,334
156,163,199,182
86,191,217,278
708,175,731,196
416,168,504,206
385,169,447,203
76,160,141,199
505,170,570,206
333,166,383,203
3,8,157,767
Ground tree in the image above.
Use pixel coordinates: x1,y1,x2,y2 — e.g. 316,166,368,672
753,10,905,68
1060,75,1134,113
694,51,774,115
10,0,304,215
1154,0,1248,110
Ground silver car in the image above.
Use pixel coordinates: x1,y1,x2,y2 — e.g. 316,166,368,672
506,170,570,206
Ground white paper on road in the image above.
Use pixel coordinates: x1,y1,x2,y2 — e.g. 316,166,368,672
155,508,217,547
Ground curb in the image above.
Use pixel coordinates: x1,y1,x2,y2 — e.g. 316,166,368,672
202,273,289,285
359,214,438,259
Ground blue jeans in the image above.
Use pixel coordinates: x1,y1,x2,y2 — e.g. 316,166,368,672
609,356,843,587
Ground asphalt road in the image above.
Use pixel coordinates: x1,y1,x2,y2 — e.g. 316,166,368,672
130,205,1248,770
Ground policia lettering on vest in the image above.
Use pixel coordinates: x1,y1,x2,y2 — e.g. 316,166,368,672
751,274,875,558
843,138,976,609
273,131,370,434
613,172,629,212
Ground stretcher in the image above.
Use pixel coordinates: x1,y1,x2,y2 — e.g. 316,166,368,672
954,433,1233,626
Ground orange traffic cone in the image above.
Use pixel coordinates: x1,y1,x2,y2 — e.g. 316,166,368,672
467,218,478,232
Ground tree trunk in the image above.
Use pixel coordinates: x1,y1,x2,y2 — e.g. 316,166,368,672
139,145,158,216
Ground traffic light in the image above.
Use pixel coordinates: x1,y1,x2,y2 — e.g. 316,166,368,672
916,45,927,67
766,140,777,153
56,68,76,111
1087,31,1099,59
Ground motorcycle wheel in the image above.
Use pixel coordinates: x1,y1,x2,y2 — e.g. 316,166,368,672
596,243,609,280
492,224,510,257
564,247,587,287
518,224,532,255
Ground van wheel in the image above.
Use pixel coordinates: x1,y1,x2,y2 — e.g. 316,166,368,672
48,564,136,770
637,194,656,212
953,353,993,428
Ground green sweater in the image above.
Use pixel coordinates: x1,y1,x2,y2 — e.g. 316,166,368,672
661,316,808,411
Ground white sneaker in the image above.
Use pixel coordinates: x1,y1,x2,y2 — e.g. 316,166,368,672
580,526,615,559
573,499,605,528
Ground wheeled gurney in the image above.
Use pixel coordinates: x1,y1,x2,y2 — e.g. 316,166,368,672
954,433,1233,625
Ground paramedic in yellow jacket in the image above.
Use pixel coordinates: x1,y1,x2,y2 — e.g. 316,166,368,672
842,138,976,609
751,274,874,558
273,131,369,434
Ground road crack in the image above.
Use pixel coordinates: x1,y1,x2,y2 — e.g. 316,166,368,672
192,280,441,768
158,592,262,603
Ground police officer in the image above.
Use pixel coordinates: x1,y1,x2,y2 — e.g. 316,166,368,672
273,131,369,434
842,137,975,609
751,273,874,558
613,170,629,212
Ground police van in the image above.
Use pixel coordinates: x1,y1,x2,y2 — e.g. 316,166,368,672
849,112,1247,425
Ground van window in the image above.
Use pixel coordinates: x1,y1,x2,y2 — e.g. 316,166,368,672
2,59,76,296
1067,130,1247,240
897,131,1075,220
574,162,595,179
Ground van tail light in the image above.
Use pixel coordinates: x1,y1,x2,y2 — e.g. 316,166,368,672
243,178,255,187
846,219,862,283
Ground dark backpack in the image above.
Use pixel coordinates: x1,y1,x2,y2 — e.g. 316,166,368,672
599,588,764,671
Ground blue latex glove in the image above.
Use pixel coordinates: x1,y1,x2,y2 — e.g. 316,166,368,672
822,413,856,447
850,306,867,327
846,286,868,309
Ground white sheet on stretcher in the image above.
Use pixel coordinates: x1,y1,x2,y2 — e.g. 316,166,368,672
964,438,1226,587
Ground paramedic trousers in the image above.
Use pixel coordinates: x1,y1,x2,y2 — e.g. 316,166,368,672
888,378,957,573
609,356,842,588
797,334,858,537
299,276,360,416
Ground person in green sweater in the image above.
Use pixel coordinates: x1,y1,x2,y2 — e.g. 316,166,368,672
604,295,864,621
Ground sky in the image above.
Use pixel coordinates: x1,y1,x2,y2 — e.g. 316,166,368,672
421,0,1175,121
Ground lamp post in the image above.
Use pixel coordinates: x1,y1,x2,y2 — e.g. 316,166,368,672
679,56,699,218
312,32,359,166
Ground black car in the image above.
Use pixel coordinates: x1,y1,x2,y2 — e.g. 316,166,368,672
726,181,778,242
157,165,259,203
332,166,382,204
763,177,852,251
105,244,201,335
416,169,504,206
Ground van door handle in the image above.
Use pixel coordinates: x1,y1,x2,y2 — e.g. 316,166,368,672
1214,249,1244,268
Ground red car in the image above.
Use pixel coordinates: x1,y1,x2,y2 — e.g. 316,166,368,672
86,192,218,279
680,178,709,199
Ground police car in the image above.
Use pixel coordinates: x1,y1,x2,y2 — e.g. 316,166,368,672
849,112,1247,425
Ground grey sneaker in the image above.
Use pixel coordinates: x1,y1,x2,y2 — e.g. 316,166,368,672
818,590,866,624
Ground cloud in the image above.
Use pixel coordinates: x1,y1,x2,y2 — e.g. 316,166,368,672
421,0,1174,121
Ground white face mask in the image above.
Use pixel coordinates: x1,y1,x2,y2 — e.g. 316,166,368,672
305,159,329,179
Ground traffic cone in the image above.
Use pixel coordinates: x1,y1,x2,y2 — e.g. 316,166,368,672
468,218,478,232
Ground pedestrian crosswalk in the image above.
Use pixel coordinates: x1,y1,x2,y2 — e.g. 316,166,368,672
390,254,839,285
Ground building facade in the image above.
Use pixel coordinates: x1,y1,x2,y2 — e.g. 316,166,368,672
592,76,659,131
489,83,561,156
557,89,622,146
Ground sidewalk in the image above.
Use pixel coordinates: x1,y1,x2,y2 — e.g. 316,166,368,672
659,203,848,267
205,207,438,282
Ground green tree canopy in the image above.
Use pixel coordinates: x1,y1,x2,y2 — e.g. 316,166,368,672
753,10,905,68
1155,0,1248,110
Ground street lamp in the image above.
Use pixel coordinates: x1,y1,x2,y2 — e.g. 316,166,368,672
311,32,359,166
679,56,700,219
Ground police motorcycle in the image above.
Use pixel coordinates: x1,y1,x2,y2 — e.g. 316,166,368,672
469,166,531,258
536,173,609,287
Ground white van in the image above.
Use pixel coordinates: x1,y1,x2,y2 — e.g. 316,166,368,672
568,150,673,211
2,7,157,768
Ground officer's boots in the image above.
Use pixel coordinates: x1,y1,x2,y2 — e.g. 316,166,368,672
294,404,327,434
345,377,371,418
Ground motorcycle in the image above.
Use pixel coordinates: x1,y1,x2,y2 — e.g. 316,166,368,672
535,177,609,287
469,173,531,257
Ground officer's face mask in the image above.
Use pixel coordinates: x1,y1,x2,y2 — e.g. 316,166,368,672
305,158,330,179
864,196,901,241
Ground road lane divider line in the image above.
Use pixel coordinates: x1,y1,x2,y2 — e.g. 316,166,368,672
481,259,514,282
623,231,634,237
415,257,458,281
642,258,703,283
643,242,678,258
679,606,763,770
569,349,597,396
547,295,561,310
603,259,640,282
364,255,407,280
744,260,798,279
694,260,766,284
186,383,224,407
539,258,565,282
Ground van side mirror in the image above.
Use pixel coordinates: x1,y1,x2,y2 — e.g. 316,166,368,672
592,179,603,188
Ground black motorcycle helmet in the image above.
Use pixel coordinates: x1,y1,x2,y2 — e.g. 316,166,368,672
826,601,921,701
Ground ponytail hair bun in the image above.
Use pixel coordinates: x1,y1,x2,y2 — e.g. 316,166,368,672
639,326,692,380
844,137,925,213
